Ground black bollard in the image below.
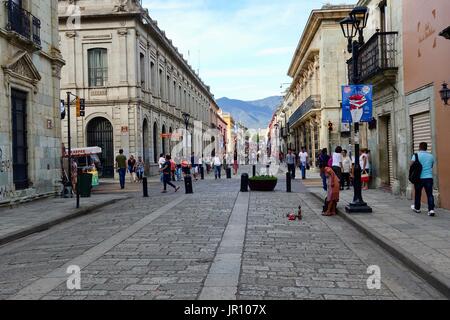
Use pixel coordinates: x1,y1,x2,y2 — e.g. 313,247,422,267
241,173,249,192
143,177,149,197
286,172,292,193
252,165,256,177
200,165,205,180
184,175,193,194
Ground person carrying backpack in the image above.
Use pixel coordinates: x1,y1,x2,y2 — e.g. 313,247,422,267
410,142,435,217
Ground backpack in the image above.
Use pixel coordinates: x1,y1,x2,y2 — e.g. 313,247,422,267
409,153,423,184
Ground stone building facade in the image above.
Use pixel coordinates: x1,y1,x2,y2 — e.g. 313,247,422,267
284,5,353,166
58,0,215,177
0,0,65,204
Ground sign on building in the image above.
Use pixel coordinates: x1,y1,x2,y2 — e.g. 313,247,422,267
342,85,373,123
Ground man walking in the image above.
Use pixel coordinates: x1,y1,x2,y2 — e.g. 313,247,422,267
286,149,296,179
299,147,309,180
213,154,222,180
411,142,436,217
115,149,127,189
158,153,166,183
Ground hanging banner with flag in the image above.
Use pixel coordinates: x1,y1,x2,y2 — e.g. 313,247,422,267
342,85,373,123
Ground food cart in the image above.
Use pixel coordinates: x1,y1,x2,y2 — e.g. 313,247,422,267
64,147,102,187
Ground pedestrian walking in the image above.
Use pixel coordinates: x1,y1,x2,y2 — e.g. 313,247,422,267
318,148,331,191
191,152,199,181
360,149,370,190
158,153,166,183
299,147,309,180
341,150,352,190
136,156,145,182
213,154,222,179
160,155,180,193
322,167,340,216
332,146,343,187
170,157,176,182
233,150,239,175
128,155,137,183
286,149,296,179
410,142,436,217
115,149,127,189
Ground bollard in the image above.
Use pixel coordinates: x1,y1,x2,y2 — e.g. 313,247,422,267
143,177,149,197
266,165,270,176
286,172,292,193
226,167,232,179
184,175,193,194
241,173,249,192
252,165,256,177
200,165,205,180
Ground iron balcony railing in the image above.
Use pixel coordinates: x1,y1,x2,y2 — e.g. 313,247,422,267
288,95,321,127
5,0,41,46
347,31,398,83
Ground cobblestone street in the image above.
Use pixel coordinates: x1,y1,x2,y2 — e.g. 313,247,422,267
0,169,445,300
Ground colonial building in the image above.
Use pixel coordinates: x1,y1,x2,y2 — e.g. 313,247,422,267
284,5,353,166
0,0,65,203
58,0,214,177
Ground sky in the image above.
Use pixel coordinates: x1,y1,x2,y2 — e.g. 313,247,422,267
142,0,355,101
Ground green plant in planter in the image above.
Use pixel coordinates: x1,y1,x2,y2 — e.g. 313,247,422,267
248,175,278,191
249,175,278,181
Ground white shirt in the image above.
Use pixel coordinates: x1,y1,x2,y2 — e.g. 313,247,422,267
332,153,343,167
213,157,222,166
360,154,370,170
158,157,166,169
299,152,308,163
342,156,352,173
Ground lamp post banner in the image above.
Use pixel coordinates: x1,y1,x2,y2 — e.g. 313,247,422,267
342,85,373,123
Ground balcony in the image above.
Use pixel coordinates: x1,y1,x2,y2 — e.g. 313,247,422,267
347,32,398,86
5,0,41,47
288,95,321,127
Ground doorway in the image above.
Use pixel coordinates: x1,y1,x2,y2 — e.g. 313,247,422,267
87,117,114,178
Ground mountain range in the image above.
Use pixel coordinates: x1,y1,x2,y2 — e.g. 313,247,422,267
216,96,283,129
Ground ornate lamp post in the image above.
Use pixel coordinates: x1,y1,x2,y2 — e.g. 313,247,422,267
340,6,373,213
182,112,191,157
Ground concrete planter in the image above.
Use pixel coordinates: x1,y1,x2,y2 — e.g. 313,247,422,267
248,179,278,192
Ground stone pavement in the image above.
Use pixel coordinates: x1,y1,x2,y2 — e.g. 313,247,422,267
0,192,130,246
0,169,446,300
308,182,450,298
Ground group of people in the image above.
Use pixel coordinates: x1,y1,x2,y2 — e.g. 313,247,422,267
285,147,311,180
115,150,145,189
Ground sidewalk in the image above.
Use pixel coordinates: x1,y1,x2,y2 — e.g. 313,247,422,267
0,193,130,246
308,185,450,298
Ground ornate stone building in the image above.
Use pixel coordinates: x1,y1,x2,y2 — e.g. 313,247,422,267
58,0,215,177
284,5,353,165
0,0,65,203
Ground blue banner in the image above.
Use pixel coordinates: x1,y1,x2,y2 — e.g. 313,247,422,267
342,85,373,123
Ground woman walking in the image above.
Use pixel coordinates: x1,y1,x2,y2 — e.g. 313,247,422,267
322,167,340,216
127,155,137,183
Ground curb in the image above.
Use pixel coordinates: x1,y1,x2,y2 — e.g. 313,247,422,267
0,196,131,247
309,191,450,299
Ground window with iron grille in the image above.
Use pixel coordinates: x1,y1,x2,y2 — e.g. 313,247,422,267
88,48,108,87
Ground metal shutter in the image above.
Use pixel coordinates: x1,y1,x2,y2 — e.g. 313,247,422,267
412,112,432,153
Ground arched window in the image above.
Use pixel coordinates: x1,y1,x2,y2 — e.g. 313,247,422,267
162,125,167,155
88,48,108,87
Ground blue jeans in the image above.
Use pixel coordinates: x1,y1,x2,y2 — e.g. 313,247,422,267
300,162,306,179
414,178,435,211
215,165,222,179
320,171,327,191
118,168,126,189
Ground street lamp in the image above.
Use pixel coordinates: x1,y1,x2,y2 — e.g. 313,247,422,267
340,6,373,213
440,82,449,105
182,112,191,156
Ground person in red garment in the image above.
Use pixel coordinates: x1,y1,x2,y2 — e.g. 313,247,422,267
322,167,340,216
